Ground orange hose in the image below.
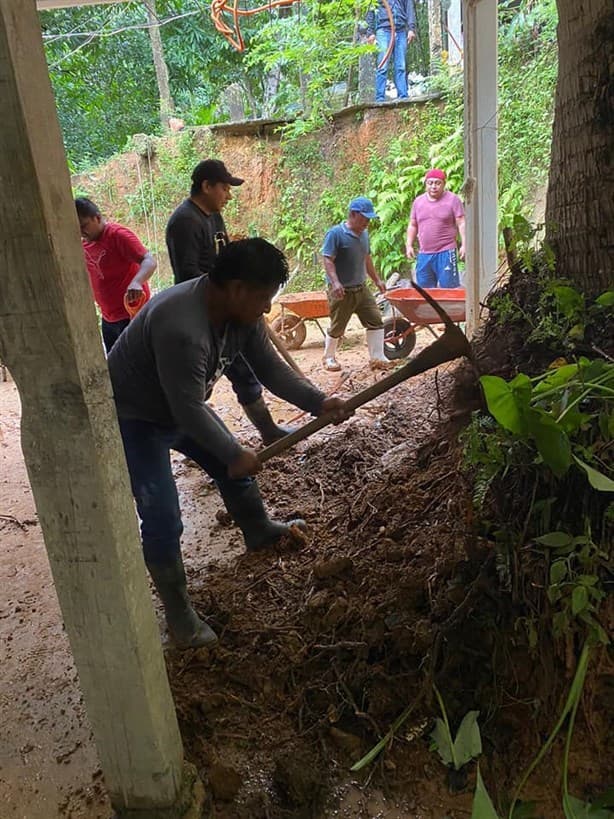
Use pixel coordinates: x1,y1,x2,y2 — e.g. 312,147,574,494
210,0,301,52
377,0,396,71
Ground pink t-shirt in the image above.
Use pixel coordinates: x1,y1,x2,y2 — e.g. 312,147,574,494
409,190,464,253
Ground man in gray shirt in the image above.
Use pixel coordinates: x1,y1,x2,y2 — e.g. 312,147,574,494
108,238,349,650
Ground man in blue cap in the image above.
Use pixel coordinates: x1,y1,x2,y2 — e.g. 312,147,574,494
320,196,392,371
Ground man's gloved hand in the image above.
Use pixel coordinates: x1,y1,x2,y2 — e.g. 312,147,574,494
228,447,261,479
319,396,354,425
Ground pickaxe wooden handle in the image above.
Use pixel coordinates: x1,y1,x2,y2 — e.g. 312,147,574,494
258,283,470,464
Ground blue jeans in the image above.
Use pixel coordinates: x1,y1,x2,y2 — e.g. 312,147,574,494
118,417,252,566
375,27,408,101
224,354,262,406
415,250,461,288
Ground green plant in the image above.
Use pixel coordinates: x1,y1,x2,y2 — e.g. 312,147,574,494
480,357,614,485
430,688,482,771
537,529,609,644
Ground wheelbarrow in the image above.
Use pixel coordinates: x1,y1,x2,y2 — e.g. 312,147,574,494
270,286,466,360
270,291,329,350
382,287,466,360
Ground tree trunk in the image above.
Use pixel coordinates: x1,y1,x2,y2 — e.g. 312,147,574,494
545,0,614,296
427,0,443,72
143,0,174,127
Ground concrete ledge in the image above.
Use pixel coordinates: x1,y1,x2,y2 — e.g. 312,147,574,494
199,92,443,138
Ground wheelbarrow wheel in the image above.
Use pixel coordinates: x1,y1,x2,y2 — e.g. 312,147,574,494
271,313,307,351
383,317,416,360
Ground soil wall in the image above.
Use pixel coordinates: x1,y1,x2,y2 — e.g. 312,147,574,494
73,97,441,287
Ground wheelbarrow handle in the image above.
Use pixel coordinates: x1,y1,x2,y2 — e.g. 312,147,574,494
258,321,470,464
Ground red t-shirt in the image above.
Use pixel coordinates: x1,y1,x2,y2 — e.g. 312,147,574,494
82,222,151,323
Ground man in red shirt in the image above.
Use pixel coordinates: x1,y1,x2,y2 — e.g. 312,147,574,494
75,198,157,353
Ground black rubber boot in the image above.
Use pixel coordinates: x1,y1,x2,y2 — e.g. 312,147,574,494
220,481,306,552
242,396,294,445
147,558,218,649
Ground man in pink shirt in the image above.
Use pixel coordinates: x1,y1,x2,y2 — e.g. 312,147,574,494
405,169,466,288
75,197,157,353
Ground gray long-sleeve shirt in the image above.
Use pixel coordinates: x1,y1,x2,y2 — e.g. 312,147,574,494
108,277,326,464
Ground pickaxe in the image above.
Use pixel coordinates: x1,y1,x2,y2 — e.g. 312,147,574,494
258,282,471,464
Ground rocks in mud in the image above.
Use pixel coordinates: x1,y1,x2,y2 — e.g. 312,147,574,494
329,726,362,757
208,760,242,801
273,751,324,809
380,440,418,471
313,556,353,579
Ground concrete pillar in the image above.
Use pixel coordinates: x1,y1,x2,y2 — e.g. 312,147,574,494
0,1,201,814
462,0,498,333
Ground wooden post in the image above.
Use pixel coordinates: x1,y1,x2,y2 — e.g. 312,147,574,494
0,2,194,814
462,0,498,334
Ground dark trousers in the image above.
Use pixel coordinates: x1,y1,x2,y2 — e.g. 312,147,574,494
101,318,130,355
118,417,252,566
224,353,262,406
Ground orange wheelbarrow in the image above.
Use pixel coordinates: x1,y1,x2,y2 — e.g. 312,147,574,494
271,291,329,350
382,287,466,359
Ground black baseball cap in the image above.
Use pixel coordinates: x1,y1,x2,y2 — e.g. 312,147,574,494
191,159,244,188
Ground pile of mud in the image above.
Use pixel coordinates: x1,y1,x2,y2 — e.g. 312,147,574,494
166,364,504,817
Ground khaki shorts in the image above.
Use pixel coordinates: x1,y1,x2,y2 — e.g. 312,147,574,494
327,283,383,338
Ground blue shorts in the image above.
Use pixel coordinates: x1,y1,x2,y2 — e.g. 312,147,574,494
415,250,460,288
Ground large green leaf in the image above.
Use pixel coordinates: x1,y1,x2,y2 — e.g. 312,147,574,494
526,408,572,477
453,710,482,767
551,285,584,319
431,709,482,770
480,376,527,434
534,364,578,394
594,290,614,308
573,456,614,492
535,531,573,548
471,766,501,819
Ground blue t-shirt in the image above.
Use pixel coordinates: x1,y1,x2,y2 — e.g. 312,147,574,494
321,222,370,288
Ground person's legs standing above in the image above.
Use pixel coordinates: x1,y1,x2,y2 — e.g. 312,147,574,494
415,254,439,288
375,28,392,102
224,354,292,445
173,434,306,551
118,418,218,649
433,250,461,288
392,29,409,99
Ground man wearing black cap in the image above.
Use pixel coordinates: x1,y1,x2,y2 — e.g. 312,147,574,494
166,159,291,444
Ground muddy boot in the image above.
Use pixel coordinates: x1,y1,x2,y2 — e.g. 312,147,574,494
323,333,342,371
243,396,293,445
147,558,218,649
220,481,307,552
367,328,395,370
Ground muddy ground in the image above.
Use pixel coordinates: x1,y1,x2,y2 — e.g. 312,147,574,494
0,320,609,819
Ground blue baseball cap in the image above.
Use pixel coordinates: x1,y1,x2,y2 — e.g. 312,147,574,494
348,196,379,219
